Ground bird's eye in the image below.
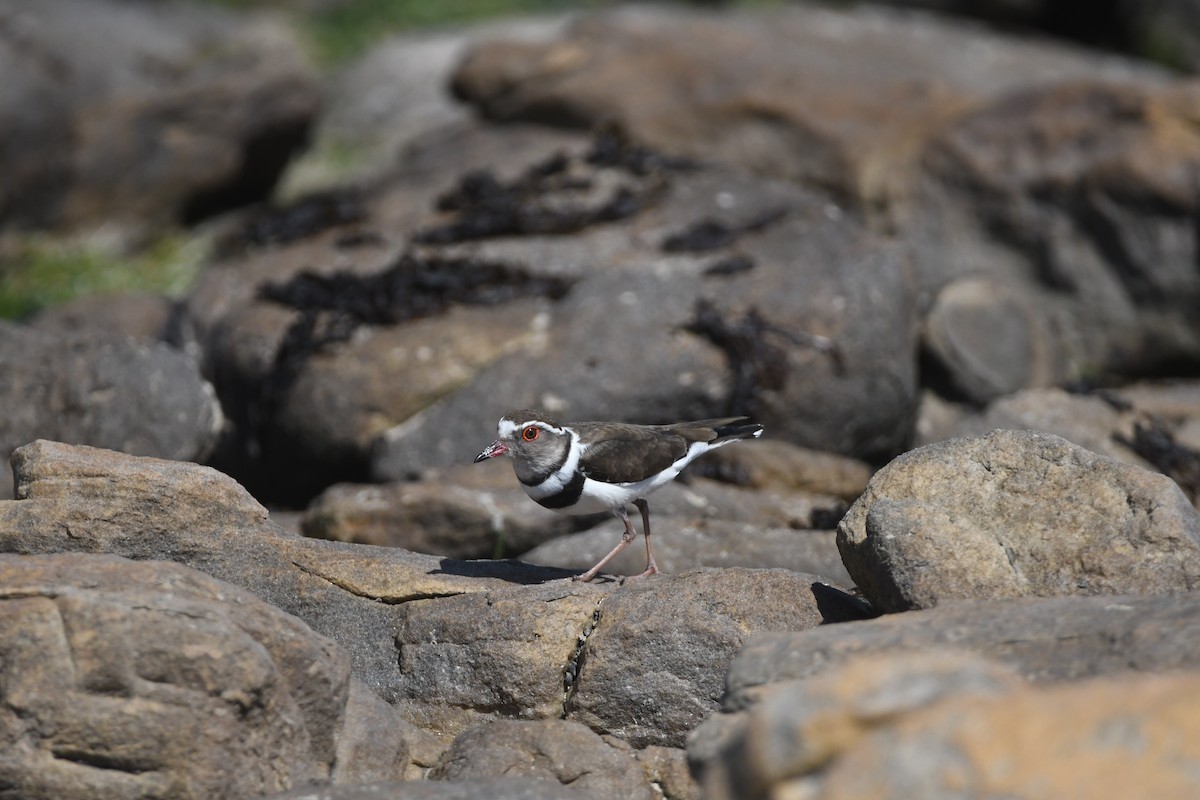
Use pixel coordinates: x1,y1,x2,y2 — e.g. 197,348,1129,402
522,426,539,442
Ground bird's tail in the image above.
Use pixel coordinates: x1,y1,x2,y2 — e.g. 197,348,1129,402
707,418,765,444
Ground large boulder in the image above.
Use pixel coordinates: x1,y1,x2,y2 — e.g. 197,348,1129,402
693,650,1200,800
837,430,1200,611
0,440,862,758
0,552,407,798
0,322,223,499
0,0,319,233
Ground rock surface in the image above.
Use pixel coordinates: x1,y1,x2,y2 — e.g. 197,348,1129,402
0,441,861,768
693,650,1200,800
0,0,318,233
429,719,652,798
837,429,1200,611
0,552,406,798
723,592,1200,705
0,322,223,499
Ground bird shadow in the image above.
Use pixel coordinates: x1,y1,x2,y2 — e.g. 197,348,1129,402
431,557,586,585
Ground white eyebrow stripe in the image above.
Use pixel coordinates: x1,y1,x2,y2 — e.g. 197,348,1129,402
498,418,563,437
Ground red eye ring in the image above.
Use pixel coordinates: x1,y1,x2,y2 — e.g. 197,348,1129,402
522,426,539,442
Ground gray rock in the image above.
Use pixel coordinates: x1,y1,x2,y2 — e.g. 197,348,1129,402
522,518,851,585
391,579,608,739
0,0,317,234
266,778,579,800
27,291,178,342
372,162,917,479
836,430,1200,611
279,16,571,196
451,4,1164,204
917,384,1200,506
301,464,582,558
0,552,406,798
691,650,1020,799
0,439,568,706
693,648,1200,800
0,322,223,498
724,592,1200,707
429,719,653,799
0,442,862,755
565,569,869,748
920,278,1068,403
910,81,1200,389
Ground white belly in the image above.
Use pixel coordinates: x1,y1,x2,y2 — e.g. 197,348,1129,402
524,468,681,515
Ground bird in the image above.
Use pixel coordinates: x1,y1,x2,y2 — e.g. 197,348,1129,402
474,409,764,582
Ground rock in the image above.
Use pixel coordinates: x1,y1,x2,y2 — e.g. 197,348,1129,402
522,519,851,586
691,650,1020,798
0,552,406,798
450,4,1165,210
279,17,571,196
0,442,864,754
919,277,1067,403
391,579,608,738
723,592,1200,707
836,430,1200,611
0,0,319,234
0,322,223,499
372,158,917,479
910,81,1200,389
301,464,582,558
565,569,871,748
428,719,653,798
688,438,872,501
0,439,571,706
635,746,699,800
267,778,579,800
26,291,178,342
694,650,1200,800
920,384,1200,505
918,388,1149,462
820,670,1200,799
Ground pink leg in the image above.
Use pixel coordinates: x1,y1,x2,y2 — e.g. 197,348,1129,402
630,498,658,579
574,506,640,582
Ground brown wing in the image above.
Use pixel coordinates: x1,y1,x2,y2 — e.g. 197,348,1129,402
574,423,690,484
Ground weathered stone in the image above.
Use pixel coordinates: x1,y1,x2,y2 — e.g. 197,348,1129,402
450,4,1164,209
836,430,1200,611
694,650,1200,800
0,0,319,233
691,651,1020,799
267,778,579,800
392,580,607,737
0,322,223,498
910,81,1200,386
0,440,571,705
27,291,178,342
565,569,869,748
920,277,1067,403
724,592,1200,707
635,746,699,800
0,441,868,754
301,464,581,558
373,163,918,478
522,519,851,586
689,438,872,501
0,552,405,798
428,719,653,798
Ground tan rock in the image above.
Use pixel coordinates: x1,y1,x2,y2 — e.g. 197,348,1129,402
837,430,1200,611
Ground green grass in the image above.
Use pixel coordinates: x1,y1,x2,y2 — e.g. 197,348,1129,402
0,232,209,320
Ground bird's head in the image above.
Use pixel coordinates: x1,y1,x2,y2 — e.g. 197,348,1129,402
474,410,571,482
